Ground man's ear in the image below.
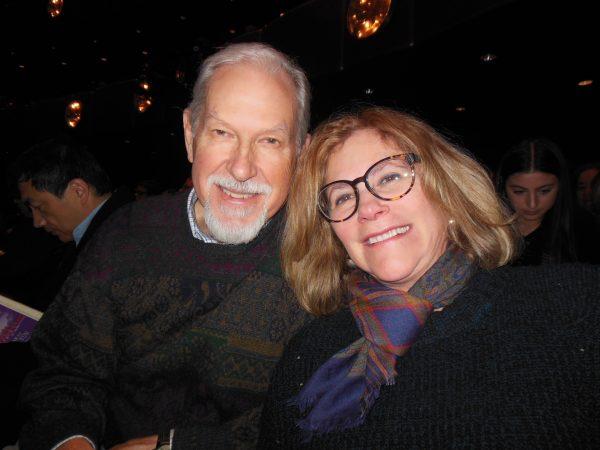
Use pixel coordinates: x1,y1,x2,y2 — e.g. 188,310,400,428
67,178,91,204
302,133,312,152
183,109,195,164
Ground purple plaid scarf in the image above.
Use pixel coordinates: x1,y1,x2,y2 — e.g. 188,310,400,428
289,246,474,439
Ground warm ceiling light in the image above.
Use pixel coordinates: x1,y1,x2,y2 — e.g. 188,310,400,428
135,93,153,113
347,0,392,39
455,106,466,112
48,0,64,18
65,100,82,128
577,79,593,87
480,53,497,63
140,81,151,91
175,69,186,83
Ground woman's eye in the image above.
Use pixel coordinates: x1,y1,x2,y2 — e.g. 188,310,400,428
378,173,401,185
334,193,354,207
511,190,525,195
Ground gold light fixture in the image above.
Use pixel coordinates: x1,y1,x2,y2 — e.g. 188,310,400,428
65,100,82,127
48,0,64,18
136,94,153,113
175,69,186,83
134,80,153,113
347,0,392,39
577,79,593,87
139,80,151,91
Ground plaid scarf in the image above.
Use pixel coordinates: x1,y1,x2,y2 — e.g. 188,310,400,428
289,246,474,439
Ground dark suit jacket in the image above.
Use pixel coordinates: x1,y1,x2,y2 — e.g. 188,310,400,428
41,186,135,311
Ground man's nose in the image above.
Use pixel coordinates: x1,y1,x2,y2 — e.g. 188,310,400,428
32,209,46,228
227,143,257,182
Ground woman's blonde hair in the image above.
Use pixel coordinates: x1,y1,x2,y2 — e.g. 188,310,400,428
282,107,518,316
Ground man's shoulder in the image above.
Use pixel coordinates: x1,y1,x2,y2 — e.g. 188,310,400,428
79,190,189,255
109,189,188,231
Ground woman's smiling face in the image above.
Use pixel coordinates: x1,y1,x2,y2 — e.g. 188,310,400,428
328,128,448,292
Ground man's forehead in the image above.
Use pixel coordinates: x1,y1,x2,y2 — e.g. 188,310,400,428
18,180,50,202
205,110,290,134
18,179,36,198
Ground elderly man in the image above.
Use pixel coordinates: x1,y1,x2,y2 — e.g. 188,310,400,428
19,42,311,450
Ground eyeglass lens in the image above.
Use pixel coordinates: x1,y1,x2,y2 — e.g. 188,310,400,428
319,155,414,221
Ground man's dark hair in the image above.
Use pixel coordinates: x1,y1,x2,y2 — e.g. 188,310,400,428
10,137,112,197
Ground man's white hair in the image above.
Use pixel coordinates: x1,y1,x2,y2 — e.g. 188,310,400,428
187,42,311,153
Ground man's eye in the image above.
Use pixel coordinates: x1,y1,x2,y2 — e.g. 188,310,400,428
262,137,280,145
212,129,228,137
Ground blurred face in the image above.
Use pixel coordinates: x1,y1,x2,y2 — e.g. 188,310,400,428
183,63,296,244
577,167,599,211
505,171,559,234
18,180,84,242
327,129,448,292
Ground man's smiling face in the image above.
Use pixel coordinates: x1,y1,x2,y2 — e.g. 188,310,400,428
183,63,296,243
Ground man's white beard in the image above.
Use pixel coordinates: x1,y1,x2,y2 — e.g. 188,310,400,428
203,175,272,244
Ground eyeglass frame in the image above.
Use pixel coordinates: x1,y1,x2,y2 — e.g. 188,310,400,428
317,153,421,223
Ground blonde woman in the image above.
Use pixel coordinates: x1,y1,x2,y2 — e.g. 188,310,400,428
258,107,600,448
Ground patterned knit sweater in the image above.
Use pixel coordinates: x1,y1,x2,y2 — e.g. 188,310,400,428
258,263,600,449
19,190,310,450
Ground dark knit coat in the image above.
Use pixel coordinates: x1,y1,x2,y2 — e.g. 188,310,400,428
258,264,600,449
19,190,309,450
0,186,134,448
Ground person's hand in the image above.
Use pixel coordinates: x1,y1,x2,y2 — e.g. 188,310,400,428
109,435,158,450
56,437,95,450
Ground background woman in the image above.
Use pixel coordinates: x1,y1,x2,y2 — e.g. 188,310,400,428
495,138,577,265
258,107,599,448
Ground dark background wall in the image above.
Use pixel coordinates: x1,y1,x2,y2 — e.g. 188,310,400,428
1,0,597,198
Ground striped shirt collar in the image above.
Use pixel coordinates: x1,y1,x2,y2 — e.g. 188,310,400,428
186,189,220,244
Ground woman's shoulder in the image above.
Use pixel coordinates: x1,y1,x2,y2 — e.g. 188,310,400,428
466,263,600,325
479,262,599,292
282,307,359,358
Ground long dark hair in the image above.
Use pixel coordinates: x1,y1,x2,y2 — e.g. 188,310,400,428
495,137,577,263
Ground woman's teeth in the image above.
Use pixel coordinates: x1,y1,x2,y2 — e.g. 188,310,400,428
368,226,410,245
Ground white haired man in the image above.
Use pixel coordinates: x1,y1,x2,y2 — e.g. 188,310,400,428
19,42,311,450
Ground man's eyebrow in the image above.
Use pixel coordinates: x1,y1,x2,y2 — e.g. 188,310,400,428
206,111,290,135
264,123,290,134
205,111,227,125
